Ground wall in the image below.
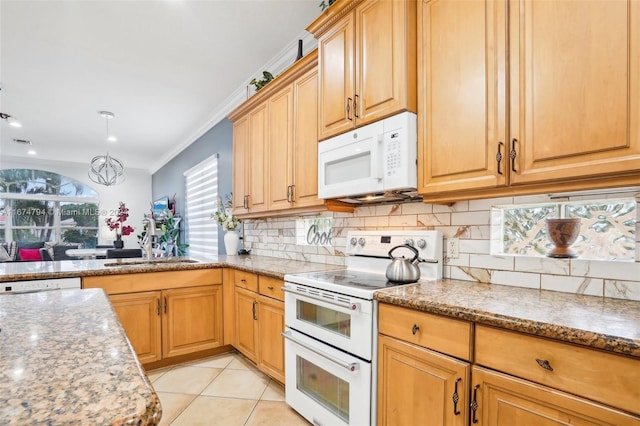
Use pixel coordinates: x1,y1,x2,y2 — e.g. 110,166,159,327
0,156,151,248
243,191,640,302
152,118,233,254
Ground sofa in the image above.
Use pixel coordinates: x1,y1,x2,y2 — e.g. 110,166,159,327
0,241,82,262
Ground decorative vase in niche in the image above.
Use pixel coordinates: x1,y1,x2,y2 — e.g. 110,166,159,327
224,231,239,256
113,240,124,249
545,218,581,258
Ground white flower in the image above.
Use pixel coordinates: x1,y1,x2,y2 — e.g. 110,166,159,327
212,193,241,231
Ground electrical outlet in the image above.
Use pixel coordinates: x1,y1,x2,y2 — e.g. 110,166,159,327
447,237,459,258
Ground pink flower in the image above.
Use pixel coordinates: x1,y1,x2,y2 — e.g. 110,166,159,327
105,202,133,240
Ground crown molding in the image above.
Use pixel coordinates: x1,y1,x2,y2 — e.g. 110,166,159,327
150,30,318,174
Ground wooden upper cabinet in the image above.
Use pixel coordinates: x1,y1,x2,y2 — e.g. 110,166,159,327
232,116,250,215
418,0,507,194
292,68,322,208
269,86,294,211
248,103,268,212
309,0,417,141
509,0,640,185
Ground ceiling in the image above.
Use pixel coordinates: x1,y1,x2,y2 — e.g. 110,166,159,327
0,0,319,173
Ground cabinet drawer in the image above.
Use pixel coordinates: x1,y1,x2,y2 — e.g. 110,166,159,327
233,270,258,292
259,276,284,302
378,303,472,361
475,325,640,415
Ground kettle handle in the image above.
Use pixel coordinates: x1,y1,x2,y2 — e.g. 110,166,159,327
388,244,420,262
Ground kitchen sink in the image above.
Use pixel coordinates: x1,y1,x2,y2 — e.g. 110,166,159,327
103,258,200,267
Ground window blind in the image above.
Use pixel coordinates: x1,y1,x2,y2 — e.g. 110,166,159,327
184,154,218,261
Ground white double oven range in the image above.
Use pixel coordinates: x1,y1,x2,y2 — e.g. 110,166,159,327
283,230,442,426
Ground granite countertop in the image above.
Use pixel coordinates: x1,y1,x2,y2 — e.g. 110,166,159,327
375,279,640,359
0,255,343,283
0,288,161,425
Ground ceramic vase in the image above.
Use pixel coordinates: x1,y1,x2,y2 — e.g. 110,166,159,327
545,218,581,258
224,231,239,256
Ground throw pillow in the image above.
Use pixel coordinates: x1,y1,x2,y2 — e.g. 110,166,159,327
16,241,45,260
1,242,18,261
19,248,42,261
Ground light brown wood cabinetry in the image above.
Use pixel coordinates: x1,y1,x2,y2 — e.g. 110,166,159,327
377,303,471,425
471,366,640,426
83,269,223,366
308,0,417,141
229,50,327,218
418,0,640,203
233,271,285,383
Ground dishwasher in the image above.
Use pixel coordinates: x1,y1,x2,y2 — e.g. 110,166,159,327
0,277,81,294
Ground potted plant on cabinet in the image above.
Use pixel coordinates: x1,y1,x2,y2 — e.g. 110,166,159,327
105,201,134,248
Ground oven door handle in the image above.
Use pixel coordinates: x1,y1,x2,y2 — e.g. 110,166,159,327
281,286,361,312
282,330,360,372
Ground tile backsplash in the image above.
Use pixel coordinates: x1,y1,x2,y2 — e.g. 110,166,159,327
243,191,640,301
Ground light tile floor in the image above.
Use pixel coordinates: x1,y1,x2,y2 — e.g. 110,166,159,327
146,351,310,426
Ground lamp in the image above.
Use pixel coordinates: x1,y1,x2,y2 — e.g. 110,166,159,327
0,112,22,128
88,111,126,186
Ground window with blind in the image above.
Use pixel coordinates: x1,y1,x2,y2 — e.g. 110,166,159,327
184,154,218,261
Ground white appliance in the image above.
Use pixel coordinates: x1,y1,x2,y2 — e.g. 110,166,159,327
283,230,443,426
0,277,81,294
317,112,418,204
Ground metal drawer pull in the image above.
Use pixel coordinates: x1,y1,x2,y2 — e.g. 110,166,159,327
282,331,359,372
267,286,274,290
496,141,504,175
471,384,480,423
452,378,462,415
535,358,554,371
411,324,420,335
510,138,518,172
282,286,361,312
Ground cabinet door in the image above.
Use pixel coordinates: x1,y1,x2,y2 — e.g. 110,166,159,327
232,115,250,215
268,86,294,210
471,366,640,426
248,102,268,212
257,295,285,384
378,335,469,426
162,285,223,358
356,0,417,125
509,0,640,185
110,291,162,364
418,0,507,195
318,11,355,140
293,68,322,208
234,286,258,363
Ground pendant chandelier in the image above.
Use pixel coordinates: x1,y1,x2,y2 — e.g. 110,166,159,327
88,111,126,186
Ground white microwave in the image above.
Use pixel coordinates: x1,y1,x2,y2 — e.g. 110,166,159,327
318,112,418,203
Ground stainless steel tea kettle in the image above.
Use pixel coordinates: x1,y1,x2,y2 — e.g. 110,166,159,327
386,244,423,283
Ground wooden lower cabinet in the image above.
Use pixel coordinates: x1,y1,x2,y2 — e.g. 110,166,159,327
471,366,640,426
377,334,470,426
233,272,285,383
110,291,162,364
257,295,284,383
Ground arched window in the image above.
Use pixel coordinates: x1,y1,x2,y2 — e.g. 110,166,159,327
0,169,101,247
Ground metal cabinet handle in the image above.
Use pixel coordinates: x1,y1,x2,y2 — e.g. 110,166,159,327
496,141,504,175
535,358,554,371
411,324,420,335
346,97,353,121
267,286,274,290
164,297,167,314
453,378,462,415
510,138,518,172
290,185,295,202
156,298,161,316
243,195,249,209
252,300,257,320
354,94,359,118
471,384,480,423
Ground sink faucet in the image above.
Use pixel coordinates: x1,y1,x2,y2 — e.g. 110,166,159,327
143,216,156,260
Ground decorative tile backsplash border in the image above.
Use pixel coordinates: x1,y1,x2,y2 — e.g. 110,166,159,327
242,190,640,301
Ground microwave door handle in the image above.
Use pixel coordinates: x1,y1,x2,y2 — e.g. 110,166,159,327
282,331,360,372
372,134,383,182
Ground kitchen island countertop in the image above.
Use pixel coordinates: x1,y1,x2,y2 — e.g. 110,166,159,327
375,278,640,359
0,288,161,425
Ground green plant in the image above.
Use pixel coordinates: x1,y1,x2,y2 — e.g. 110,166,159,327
249,71,274,92
319,0,335,11
157,209,188,256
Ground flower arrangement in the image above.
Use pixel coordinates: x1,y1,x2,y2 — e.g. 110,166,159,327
212,193,241,231
105,201,135,241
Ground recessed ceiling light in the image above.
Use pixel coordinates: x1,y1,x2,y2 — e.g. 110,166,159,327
27,149,36,155
107,135,117,142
